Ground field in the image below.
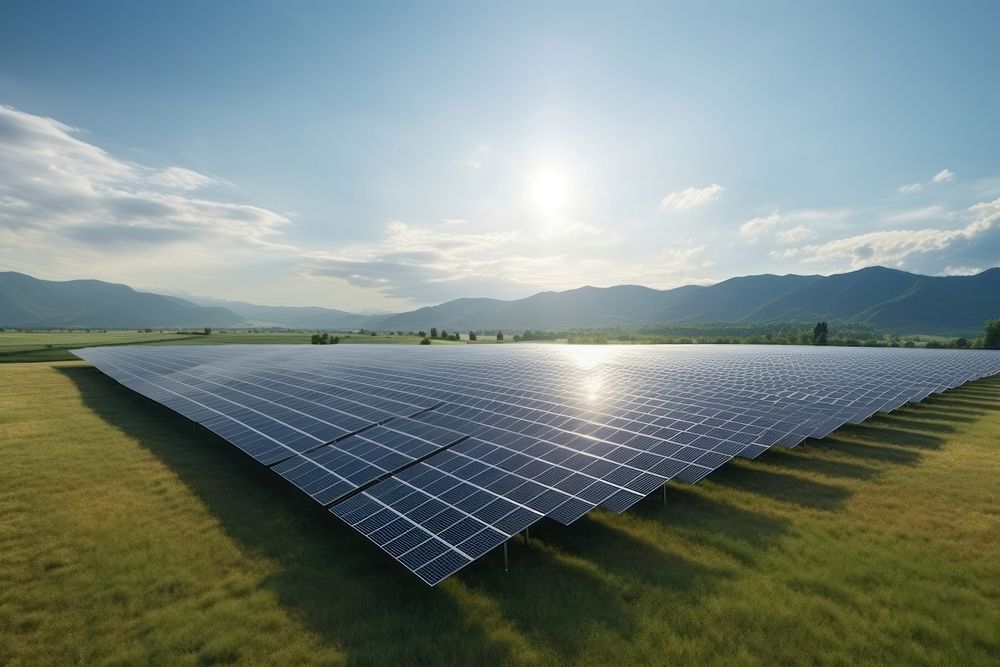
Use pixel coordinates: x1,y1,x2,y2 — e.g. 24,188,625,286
0,331,199,363
1,361,999,665
0,330,462,363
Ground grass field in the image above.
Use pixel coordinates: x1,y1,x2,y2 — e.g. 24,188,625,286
1,362,998,665
0,331,200,363
0,330,463,363
153,332,463,347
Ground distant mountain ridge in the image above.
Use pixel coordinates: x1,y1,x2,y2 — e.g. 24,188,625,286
0,271,242,328
2,266,998,334
178,295,371,329
366,266,1000,334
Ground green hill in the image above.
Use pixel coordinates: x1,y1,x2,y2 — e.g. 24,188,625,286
0,272,242,328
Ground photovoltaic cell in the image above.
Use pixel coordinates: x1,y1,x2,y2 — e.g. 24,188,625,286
74,343,1000,585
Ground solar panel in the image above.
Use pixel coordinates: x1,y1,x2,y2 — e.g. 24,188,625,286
74,343,1000,585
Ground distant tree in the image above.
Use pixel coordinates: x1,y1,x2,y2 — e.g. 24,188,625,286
984,319,1000,349
370,331,377,336
904,340,915,348
812,321,829,346
331,336,340,344
955,337,970,349
320,332,330,344
926,340,942,348
419,337,431,345
468,331,477,341
430,327,438,338
311,334,321,344
440,329,448,339
204,327,212,335
496,330,504,341
417,331,427,338
513,334,521,342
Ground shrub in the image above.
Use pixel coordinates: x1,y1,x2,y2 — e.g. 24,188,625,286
813,321,828,346
984,319,1000,349
419,337,431,345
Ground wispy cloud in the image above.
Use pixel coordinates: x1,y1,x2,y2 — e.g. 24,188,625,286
739,208,845,243
465,144,491,169
899,168,957,193
773,197,1000,271
738,212,781,241
660,183,725,211
775,224,813,243
879,205,950,224
932,168,956,184
0,104,298,295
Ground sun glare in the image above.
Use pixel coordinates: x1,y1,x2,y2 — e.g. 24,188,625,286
530,167,571,215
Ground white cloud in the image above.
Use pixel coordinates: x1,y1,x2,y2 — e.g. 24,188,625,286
739,212,781,241
944,265,983,276
304,214,629,302
660,183,725,211
880,205,950,224
899,168,957,193
0,104,295,290
148,166,218,190
739,208,845,243
932,168,956,184
774,197,1000,270
775,224,813,243
611,242,715,288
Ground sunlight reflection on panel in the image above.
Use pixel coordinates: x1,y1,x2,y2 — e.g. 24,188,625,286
554,344,621,371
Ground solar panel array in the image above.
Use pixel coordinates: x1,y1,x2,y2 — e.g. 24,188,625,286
74,344,1000,585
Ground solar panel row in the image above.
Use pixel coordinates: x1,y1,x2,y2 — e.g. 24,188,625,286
74,344,1000,585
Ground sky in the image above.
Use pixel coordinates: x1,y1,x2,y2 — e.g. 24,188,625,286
1,1,999,312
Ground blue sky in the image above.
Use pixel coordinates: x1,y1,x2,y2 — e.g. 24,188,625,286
1,1,998,311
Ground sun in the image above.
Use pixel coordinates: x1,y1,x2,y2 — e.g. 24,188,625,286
530,167,571,216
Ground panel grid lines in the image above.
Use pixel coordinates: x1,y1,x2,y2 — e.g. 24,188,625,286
74,343,1000,585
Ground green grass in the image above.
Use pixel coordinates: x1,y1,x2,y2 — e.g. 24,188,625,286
154,332,463,346
1,362,999,665
0,331,200,362
0,330,464,362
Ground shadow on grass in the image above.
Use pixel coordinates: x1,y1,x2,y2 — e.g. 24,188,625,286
749,448,880,482
925,396,1000,411
818,437,923,466
837,423,944,449
699,463,851,511
886,407,979,424
867,413,957,433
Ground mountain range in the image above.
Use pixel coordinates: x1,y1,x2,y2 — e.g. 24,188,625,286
2,267,999,334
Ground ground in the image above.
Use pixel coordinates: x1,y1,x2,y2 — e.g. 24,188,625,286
1,360,998,665
0,330,463,363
